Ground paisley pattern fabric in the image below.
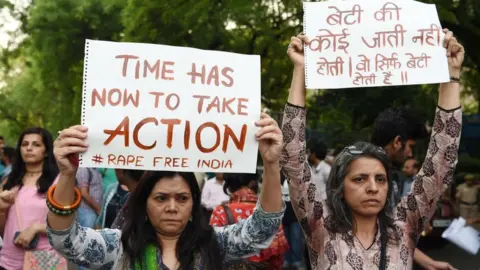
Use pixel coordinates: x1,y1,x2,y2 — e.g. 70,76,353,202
280,103,462,270
47,201,285,269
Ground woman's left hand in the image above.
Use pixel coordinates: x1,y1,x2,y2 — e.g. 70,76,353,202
255,113,283,165
14,224,38,249
426,260,457,270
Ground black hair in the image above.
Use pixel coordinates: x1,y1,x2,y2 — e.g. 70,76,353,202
371,108,427,148
405,158,421,170
3,127,58,194
123,169,145,182
309,141,328,160
0,136,4,141
223,173,257,195
326,142,401,246
121,171,222,269
2,146,15,162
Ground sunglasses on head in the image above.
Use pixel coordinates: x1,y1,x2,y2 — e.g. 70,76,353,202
340,145,387,156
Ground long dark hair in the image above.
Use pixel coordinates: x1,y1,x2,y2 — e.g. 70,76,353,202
3,127,58,194
326,142,401,244
121,171,223,269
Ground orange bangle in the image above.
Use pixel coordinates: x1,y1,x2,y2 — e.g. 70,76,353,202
47,184,82,211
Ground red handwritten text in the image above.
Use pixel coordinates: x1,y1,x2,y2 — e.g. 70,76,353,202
115,55,175,80
412,24,441,46
187,64,234,87
374,2,401,22
326,5,364,25
361,24,406,49
92,88,139,107
103,117,247,153
309,29,350,54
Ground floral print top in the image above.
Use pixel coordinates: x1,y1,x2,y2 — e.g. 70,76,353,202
280,103,462,270
47,201,285,269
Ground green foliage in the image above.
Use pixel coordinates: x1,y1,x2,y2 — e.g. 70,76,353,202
0,0,478,151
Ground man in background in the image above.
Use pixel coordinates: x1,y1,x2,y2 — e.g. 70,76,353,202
402,158,421,197
201,173,230,218
456,174,479,220
372,108,455,270
307,141,331,200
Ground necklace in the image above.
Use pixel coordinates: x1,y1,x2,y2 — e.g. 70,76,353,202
25,171,42,177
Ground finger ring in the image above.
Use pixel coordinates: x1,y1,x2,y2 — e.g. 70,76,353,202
56,131,62,141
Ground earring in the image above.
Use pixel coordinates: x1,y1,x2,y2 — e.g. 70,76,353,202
189,216,193,222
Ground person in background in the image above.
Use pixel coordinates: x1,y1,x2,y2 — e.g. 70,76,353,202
281,174,305,270
455,174,479,220
0,136,5,179
371,108,428,205
210,173,289,269
201,173,230,217
401,158,421,197
1,146,15,178
96,169,144,229
371,106,454,269
324,149,336,166
194,172,207,190
76,167,103,229
0,127,65,269
97,168,118,193
307,141,331,200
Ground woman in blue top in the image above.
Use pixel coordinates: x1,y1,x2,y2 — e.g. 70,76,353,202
46,113,285,269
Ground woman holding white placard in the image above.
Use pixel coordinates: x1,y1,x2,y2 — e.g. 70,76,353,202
45,113,285,269
281,29,463,269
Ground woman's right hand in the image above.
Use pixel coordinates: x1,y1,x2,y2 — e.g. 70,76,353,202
0,187,18,210
54,125,89,176
287,34,310,67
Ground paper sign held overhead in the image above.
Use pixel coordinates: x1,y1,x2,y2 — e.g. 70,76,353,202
80,40,261,173
303,0,450,89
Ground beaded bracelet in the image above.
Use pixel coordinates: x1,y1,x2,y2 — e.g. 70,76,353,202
47,184,82,211
450,76,460,83
46,200,76,216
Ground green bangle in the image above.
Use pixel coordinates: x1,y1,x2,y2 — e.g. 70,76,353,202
46,200,76,216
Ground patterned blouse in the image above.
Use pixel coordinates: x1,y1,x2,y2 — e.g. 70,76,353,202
280,103,462,270
210,187,290,269
47,202,285,269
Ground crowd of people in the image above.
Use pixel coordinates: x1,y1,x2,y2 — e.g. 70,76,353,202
0,29,471,269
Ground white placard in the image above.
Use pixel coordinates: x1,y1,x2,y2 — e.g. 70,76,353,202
303,0,450,89
79,40,261,173
442,218,480,255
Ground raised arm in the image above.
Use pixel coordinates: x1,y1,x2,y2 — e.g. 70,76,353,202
215,201,284,259
46,125,122,269
216,113,285,259
394,30,463,240
281,35,326,253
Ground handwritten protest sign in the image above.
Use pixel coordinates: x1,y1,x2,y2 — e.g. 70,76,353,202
79,40,260,173
303,0,450,89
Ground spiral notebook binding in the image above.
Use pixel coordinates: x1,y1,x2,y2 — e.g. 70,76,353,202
79,40,90,165
303,2,308,89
